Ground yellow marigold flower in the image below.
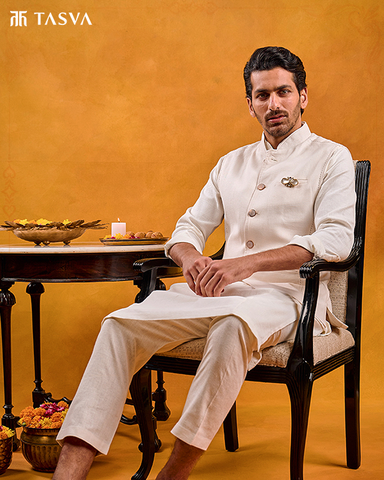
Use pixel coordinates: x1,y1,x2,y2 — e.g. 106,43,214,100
62,219,71,225
40,418,52,428
115,233,124,239
36,218,51,226
0,426,14,439
18,219,29,225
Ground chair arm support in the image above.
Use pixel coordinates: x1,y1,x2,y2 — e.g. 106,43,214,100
133,257,183,277
299,241,362,279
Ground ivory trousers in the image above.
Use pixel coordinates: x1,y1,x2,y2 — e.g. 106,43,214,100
57,310,301,454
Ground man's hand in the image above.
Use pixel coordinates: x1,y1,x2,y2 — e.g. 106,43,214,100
194,257,254,297
168,243,213,294
169,242,313,298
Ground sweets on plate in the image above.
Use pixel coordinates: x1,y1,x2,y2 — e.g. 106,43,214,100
104,230,164,240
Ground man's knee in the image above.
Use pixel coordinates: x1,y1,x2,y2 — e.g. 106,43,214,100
208,315,257,354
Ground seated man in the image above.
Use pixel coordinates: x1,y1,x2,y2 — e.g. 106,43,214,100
53,46,355,480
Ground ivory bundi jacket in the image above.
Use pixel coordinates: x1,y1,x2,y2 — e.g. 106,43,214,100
165,123,356,328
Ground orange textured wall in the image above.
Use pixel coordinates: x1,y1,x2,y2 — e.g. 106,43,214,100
1,0,383,415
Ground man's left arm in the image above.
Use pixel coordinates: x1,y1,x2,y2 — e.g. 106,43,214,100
195,244,313,297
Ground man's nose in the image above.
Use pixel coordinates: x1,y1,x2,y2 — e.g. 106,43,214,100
268,93,280,111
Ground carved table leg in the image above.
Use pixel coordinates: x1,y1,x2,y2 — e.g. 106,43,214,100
0,281,20,449
26,282,52,407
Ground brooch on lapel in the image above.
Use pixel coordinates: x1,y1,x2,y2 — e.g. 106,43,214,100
281,177,299,188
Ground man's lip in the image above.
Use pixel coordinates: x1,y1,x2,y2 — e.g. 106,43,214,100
267,114,286,123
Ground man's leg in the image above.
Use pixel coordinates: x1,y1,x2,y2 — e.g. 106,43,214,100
52,437,96,480
155,315,258,480
156,439,204,480
52,315,212,480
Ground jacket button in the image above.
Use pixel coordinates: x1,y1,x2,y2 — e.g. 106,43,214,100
246,240,254,249
257,183,266,190
248,209,257,217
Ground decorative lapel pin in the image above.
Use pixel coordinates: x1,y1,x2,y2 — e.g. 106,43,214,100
281,177,299,188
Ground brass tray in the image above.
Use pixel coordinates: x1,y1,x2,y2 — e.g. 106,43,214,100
100,237,168,246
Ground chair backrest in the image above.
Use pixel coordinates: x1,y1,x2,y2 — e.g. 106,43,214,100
332,160,370,340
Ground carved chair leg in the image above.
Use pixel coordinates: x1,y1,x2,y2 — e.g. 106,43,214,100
130,368,159,480
223,402,239,452
152,371,171,421
287,368,313,480
344,360,361,469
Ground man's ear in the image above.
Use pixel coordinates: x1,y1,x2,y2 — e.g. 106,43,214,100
246,97,256,118
300,88,308,110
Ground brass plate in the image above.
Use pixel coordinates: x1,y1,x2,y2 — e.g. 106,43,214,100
100,237,168,246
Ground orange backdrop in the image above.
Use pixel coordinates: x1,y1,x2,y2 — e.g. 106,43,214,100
1,0,383,419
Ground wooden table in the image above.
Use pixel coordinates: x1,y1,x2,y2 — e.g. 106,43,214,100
0,242,165,431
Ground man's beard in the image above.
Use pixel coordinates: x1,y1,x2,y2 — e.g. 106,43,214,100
260,99,302,139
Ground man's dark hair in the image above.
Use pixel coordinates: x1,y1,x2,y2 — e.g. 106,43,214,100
243,46,307,100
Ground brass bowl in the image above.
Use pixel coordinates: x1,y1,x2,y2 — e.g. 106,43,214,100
20,427,61,472
13,228,86,246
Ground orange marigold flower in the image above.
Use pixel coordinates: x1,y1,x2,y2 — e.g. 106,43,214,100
51,412,62,422
21,416,33,427
33,407,45,416
20,406,34,417
57,401,69,409
51,421,62,429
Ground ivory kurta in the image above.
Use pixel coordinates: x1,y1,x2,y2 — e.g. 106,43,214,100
106,123,355,359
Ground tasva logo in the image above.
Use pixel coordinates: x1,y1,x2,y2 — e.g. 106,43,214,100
10,11,92,26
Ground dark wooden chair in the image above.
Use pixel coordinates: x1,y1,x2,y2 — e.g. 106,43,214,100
129,160,370,480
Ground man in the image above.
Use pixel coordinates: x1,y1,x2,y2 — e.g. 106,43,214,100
53,46,355,480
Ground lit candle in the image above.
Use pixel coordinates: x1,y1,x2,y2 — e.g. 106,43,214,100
111,219,126,237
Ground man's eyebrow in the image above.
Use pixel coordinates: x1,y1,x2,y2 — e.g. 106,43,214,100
254,84,292,93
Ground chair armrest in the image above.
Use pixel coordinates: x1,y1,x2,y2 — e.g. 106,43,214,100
299,241,362,278
289,245,362,372
133,257,183,277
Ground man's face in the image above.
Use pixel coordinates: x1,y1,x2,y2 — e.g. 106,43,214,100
246,67,308,148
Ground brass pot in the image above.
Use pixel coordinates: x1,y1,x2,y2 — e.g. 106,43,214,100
0,436,14,475
20,427,61,472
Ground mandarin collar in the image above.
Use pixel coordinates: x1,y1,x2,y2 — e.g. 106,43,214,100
261,122,312,155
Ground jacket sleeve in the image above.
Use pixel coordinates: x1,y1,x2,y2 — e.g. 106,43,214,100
164,160,224,257
288,146,356,262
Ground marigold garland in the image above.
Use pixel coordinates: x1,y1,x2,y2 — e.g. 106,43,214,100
19,401,69,429
0,425,14,439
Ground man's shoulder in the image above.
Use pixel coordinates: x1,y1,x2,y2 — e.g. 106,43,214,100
220,140,261,161
308,131,350,154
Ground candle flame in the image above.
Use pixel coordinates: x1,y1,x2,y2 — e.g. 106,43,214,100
118,218,120,222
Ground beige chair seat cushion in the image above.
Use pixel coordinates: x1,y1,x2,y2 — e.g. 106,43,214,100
156,327,355,368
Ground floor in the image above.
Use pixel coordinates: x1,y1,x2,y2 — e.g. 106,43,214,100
4,372,384,480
